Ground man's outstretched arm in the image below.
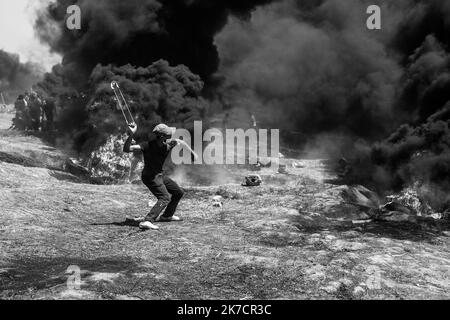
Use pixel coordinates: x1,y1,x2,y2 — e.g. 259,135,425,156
171,139,199,161
123,123,142,153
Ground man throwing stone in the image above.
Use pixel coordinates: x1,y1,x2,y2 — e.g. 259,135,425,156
123,123,198,230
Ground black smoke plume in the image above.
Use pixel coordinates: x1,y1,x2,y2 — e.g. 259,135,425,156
33,0,450,136
35,0,274,87
214,0,450,139
36,60,207,156
33,0,276,154
0,50,43,103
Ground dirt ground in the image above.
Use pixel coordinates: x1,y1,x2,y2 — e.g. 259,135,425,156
0,113,449,300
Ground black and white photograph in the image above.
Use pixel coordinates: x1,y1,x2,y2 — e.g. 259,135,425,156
0,0,449,305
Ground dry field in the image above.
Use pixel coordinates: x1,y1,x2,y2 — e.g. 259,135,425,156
0,113,449,300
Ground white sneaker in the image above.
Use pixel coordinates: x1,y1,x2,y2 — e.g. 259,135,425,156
156,215,182,222
139,221,159,230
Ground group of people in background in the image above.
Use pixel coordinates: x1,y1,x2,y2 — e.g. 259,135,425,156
12,92,56,132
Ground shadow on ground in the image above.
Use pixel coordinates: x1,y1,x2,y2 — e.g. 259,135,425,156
91,220,143,228
291,214,449,243
49,171,84,183
0,256,144,293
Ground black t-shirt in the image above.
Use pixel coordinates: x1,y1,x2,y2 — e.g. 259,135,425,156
139,134,174,177
15,99,26,112
29,99,42,118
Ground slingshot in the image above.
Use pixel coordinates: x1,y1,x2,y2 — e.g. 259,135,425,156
110,81,135,125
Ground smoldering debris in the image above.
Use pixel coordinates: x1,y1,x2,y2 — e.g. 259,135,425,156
87,134,135,181
242,174,262,187
339,104,450,214
342,184,448,222
341,185,381,210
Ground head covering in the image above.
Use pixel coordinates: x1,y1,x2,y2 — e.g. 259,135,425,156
153,124,176,136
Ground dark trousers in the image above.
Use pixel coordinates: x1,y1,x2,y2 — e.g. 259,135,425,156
30,118,40,131
142,174,184,222
44,112,54,131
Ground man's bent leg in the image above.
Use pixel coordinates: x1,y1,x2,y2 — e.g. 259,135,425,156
161,177,185,218
142,175,171,222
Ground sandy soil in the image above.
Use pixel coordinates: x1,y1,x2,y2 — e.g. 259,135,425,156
0,113,449,300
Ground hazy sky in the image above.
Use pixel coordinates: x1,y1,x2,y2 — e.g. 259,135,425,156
0,0,61,70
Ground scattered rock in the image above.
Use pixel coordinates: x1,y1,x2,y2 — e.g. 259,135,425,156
286,209,299,216
353,286,365,297
321,281,341,294
329,240,367,252
292,162,304,168
212,195,224,208
242,174,262,187
278,165,288,174
339,278,354,287
304,265,326,281
380,212,414,222
352,219,372,225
